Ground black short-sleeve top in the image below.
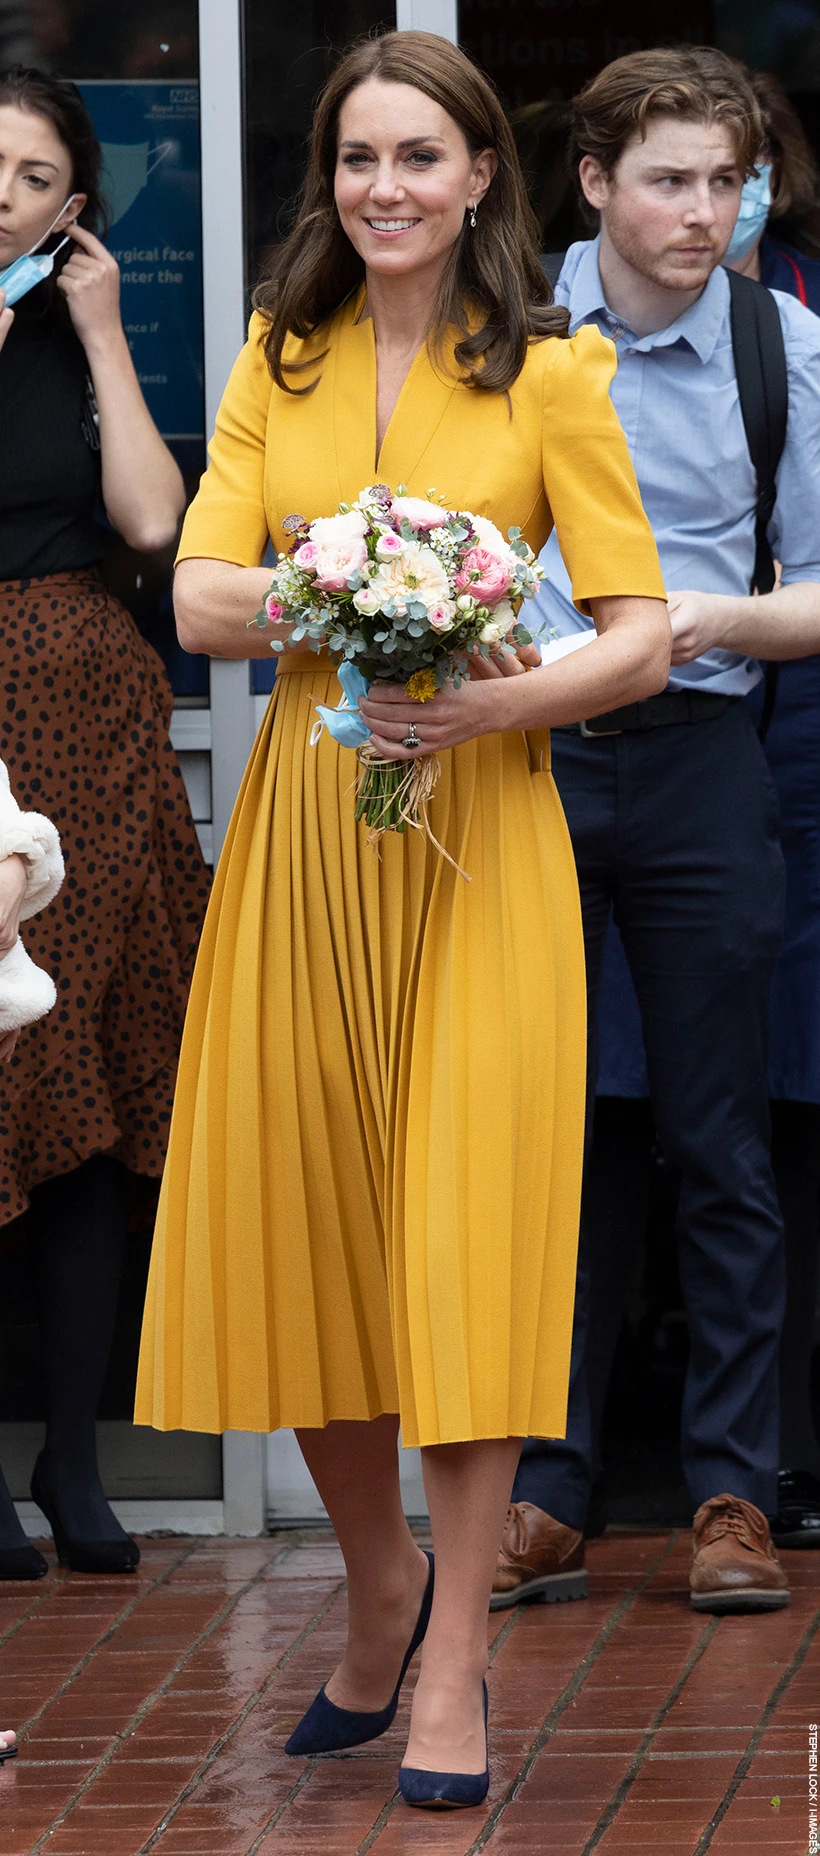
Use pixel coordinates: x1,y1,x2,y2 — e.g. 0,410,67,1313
0,286,103,581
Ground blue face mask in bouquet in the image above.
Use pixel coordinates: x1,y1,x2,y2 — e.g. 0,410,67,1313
309,660,372,750
723,165,772,265
0,193,82,307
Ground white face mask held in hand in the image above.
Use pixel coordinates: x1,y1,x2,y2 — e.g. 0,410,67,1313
0,192,82,307
723,164,772,265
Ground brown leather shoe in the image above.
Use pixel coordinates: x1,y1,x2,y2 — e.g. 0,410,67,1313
690,1494,790,1613
490,1501,588,1611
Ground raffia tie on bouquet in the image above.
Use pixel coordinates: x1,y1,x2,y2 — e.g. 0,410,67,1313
353,744,470,881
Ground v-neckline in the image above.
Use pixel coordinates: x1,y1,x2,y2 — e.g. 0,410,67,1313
336,287,460,490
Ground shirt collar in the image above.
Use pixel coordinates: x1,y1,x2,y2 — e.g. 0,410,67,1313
566,236,729,364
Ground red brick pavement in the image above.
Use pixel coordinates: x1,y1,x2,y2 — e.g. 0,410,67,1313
0,1530,817,1855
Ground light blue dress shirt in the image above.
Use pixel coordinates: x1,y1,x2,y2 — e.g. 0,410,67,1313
533,237,820,694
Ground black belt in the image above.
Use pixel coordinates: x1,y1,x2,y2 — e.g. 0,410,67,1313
560,691,736,737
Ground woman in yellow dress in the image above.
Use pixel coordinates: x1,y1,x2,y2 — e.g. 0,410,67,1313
136,30,669,1807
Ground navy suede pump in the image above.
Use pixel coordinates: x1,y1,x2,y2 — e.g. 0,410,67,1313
285,1550,434,1756
398,1680,489,1810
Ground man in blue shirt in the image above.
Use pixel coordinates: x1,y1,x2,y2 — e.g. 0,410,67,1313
494,46,820,1616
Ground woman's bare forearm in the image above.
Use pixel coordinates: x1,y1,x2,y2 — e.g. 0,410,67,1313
174,557,313,658
85,328,185,551
487,595,671,733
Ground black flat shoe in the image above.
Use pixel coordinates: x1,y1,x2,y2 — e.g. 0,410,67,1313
0,1543,48,1581
399,1680,489,1810
286,1551,434,1755
769,1468,820,1548
30,1459,140,1575
0,1736,17,1764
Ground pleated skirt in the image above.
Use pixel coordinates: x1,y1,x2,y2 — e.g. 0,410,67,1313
135,654,586,1447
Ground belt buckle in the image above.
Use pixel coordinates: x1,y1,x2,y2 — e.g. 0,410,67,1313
579,718,622,737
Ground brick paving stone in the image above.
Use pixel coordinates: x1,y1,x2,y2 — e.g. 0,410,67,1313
0,1530,817,1855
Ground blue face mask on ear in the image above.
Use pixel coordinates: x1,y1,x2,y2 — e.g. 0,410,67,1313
723,164,772,265
0,194,81,307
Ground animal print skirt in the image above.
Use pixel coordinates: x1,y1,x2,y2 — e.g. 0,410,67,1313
0,570,211,1222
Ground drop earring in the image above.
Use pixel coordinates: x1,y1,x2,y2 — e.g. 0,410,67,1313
469,202,477,229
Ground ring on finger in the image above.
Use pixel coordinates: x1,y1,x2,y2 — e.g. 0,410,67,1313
402,722,420,750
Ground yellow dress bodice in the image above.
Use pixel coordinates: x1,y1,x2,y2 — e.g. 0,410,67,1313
177,291,665,616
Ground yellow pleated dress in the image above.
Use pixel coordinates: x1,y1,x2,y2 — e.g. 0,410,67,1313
134,294,665,1448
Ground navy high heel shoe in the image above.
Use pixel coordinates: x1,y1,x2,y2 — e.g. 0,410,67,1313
285,1550,434,1756
398,1679,489,1809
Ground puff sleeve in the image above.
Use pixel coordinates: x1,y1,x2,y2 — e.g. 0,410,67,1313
176,311,273,569
541,324,666,609
0,760,63,921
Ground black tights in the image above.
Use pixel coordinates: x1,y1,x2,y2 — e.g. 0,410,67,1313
0,1153,129,1549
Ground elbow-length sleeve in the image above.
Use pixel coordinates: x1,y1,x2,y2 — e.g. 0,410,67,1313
176,311,273,568
541,324,666,608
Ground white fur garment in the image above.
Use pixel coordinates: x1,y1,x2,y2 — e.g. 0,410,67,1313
0,760,64,1033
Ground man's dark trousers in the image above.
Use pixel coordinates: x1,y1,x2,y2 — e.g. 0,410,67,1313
514,699,787,1526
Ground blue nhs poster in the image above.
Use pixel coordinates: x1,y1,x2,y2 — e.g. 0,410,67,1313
76,81,204,444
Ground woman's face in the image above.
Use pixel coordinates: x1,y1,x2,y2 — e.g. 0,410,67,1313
0,104,84,267
334,78,496,283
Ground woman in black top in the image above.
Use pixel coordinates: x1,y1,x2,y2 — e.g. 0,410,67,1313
0,68,210,1578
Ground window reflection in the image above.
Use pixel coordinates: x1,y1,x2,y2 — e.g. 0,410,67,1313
0,0,197,78
243,1,394,295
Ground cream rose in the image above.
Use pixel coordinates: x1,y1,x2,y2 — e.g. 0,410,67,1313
471,514,514,559
308,509,368,546
370,541,450,616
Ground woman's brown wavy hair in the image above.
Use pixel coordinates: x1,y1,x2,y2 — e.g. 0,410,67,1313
253,29,569,396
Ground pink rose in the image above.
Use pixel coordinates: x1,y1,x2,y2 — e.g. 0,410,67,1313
454,547,512,605
427,600,456,632
313,538,368,592
265,595,285,623
391,495,447,530
294,540,320,569
375,530,404,558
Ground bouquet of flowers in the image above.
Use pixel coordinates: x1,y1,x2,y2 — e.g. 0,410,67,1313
255,482,543,864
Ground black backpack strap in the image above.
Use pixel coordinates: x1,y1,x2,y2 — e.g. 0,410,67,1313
727,269,789,741
541,250,567,289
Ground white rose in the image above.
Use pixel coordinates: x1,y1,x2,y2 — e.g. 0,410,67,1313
491,599,516,634
479,620,505,648
369,541,450,616
375,530,405,560
471,514,512,557
308,509,368,545
353,587,381,615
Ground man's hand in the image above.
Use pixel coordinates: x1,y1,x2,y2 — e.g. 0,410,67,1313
667,591,744,664
0,854,28,958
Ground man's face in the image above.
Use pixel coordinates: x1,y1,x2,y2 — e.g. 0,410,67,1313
580,115,745,294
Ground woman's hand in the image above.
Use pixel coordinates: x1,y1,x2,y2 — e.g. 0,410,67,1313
57,225,186,552
56,222,122,355
0,287,13,351
467,640,541,680
0,854,27,958
359,678,492,759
